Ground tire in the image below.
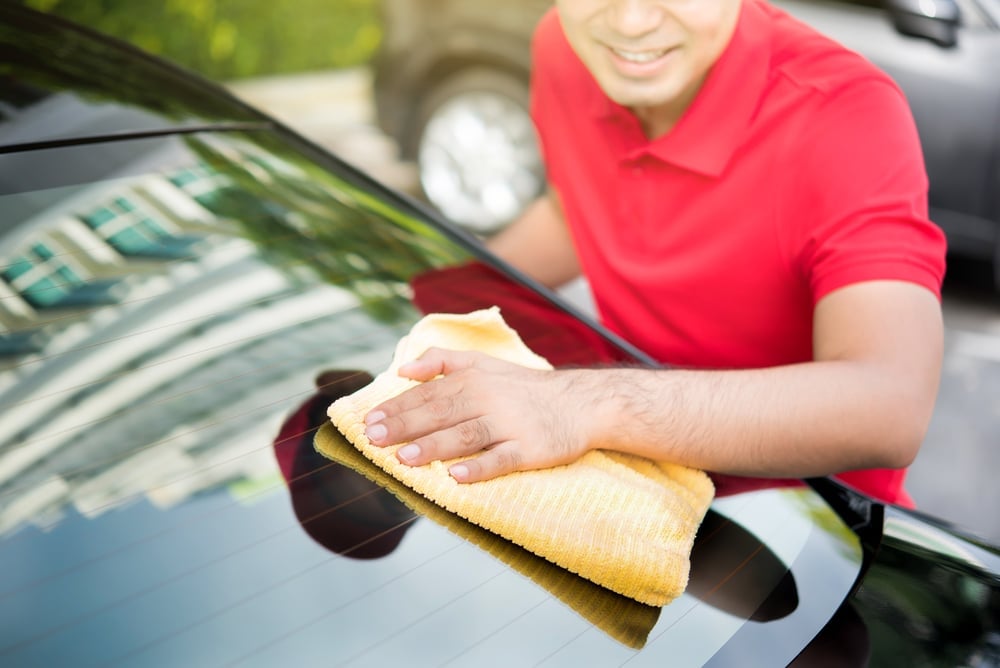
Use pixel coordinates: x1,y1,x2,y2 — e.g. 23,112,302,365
409,67,545,235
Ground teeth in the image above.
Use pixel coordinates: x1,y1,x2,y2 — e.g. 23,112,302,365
612,48,667,63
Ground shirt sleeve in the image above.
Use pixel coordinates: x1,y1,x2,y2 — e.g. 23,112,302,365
792,76,947,304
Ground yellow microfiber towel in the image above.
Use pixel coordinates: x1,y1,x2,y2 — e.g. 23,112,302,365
324,307,715,607
314,422,662,648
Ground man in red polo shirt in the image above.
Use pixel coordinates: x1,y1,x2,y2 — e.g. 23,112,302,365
363,0,947,506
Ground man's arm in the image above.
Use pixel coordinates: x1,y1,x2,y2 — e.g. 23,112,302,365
362,280,943,482
486,190,581,289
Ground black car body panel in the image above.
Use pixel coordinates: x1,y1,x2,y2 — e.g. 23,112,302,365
1,5,998,666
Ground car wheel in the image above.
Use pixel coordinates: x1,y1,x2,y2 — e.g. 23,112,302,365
411,67,544,236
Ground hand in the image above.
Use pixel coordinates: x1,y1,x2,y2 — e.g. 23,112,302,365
362,348,598,483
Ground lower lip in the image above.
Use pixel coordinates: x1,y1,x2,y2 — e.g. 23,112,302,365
608,47,675,77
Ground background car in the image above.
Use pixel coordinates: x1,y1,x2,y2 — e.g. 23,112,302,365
1,5,999,666
371,0,1000,287
372,0,548,235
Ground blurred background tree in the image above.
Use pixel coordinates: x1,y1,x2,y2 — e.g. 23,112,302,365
21,0,381,81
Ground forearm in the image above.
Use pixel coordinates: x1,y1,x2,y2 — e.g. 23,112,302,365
486,190,580,288
575,280,943,478
367,280,942,485
580,359,935,478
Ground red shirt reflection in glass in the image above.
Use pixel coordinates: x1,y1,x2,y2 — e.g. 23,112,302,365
273,371,416,559
411,260,631,368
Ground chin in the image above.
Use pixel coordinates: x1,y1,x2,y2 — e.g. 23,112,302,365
595,68,679,104
608,85,683,113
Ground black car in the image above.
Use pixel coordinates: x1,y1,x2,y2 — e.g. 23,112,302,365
372,0,1000,287
1,5,999,666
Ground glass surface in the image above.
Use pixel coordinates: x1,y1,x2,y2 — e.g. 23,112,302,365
0,128,863,666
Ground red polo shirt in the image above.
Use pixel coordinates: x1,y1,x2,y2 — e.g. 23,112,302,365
529,0,946,506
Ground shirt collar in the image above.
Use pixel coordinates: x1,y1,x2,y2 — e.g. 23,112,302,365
587,0,774,177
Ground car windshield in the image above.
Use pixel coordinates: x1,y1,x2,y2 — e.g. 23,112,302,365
0,127,864,666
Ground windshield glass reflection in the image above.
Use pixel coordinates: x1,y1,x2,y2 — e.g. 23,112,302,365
0,130,468,536
0,126,863,665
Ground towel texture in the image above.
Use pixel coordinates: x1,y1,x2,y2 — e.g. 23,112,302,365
315,422,661,648
325,307,714,607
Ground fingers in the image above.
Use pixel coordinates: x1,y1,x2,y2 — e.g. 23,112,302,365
449,443,525,483
365,348,494,445
364,375,471,446
391,416,498,467
396,347,481,382
391,429,527,484
368,404,523,483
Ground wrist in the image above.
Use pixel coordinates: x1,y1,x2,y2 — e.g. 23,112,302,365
567,367,645,452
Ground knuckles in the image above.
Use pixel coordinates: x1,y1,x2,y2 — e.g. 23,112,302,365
456,419,492,448
488,448,523,477
425,397,455,422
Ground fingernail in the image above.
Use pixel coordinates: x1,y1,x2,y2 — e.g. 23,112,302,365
365,410,385,425
449,464,469,482
397,443,420,463
365,423,387,443
397,361,419,376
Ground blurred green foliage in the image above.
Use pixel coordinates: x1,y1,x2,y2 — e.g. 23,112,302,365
21,0,381,81
181,132,469,323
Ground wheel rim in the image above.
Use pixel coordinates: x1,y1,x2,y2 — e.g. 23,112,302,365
417,90,544,235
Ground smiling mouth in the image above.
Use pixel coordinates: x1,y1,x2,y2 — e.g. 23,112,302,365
610,47,671,64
